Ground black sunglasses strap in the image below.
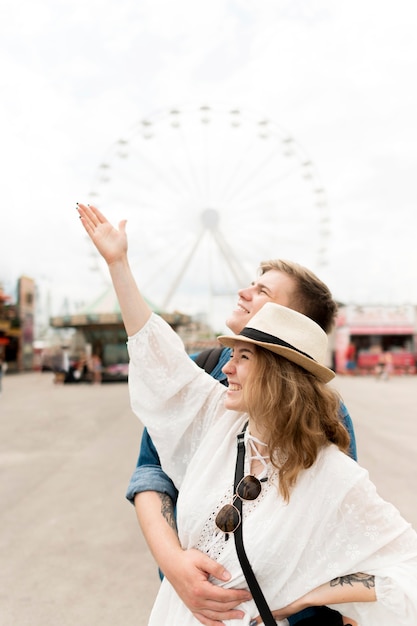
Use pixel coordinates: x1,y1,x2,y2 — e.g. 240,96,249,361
233,424,276,626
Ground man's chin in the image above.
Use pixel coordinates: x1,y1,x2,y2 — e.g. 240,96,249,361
225,312,247,334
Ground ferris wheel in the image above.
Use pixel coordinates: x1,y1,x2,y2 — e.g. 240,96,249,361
86,104,330,330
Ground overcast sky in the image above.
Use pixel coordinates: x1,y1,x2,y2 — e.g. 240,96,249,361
1,0,417,331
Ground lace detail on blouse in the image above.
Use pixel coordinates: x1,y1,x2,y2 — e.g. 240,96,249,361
195,435,277,561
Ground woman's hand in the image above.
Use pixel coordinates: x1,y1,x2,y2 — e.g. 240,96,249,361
77,203,128,266
77,202,152,336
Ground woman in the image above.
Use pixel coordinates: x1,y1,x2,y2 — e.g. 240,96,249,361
78,203,417,626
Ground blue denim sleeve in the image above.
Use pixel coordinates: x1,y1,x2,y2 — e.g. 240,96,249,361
339,400,358,461
125,427,178,505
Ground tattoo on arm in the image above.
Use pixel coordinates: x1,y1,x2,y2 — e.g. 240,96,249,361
158,493,177,532
330,573,375,590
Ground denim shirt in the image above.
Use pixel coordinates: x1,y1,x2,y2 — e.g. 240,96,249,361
125,347,357,625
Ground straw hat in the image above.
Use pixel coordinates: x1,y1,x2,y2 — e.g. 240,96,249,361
218,302,335,383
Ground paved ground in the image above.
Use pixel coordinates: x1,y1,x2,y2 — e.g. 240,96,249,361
0,371,416,626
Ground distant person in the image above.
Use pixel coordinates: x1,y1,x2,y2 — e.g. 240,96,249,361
0,357,6,394
376,351,393,381
345,342,356,375
90,354,102,384
75,353,89,382
78,203,417,626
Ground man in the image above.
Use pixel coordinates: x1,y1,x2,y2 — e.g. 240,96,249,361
126,259,357,626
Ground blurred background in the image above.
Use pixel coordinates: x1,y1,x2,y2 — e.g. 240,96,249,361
1,0,417,375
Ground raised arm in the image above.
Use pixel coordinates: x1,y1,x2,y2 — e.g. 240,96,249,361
77,203,151,336
80,204,251,624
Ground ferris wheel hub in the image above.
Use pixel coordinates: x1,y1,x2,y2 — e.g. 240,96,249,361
201,208,220,231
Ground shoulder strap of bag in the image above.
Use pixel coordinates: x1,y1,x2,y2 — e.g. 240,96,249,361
234,427,344,626
233,424,276,626
194,346,225,374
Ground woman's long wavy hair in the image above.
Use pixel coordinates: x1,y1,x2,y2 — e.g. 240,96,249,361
244,346,350,502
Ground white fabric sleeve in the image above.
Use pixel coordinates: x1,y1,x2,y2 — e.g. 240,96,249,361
373,564,417,619
126,313,227,487
323,458,417,625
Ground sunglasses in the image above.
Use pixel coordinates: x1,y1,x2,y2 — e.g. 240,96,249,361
215,475,262,534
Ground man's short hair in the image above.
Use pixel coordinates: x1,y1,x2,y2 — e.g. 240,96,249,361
259,259,338,334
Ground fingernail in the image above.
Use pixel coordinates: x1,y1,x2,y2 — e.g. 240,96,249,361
221,569,231,581
250,620,257,626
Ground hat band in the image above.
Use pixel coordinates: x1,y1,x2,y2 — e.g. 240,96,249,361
239,327,316,362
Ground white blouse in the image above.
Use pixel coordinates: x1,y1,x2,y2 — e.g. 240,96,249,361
128,313,417,626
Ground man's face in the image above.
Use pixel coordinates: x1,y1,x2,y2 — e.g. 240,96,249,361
225,269,296,334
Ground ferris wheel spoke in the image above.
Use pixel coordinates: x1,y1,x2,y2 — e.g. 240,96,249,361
210,227,252,288
221,143,278,204
215,133,259,202
128,142,193,201
133,240,194,298
161,229,206,309
225,163,323,221
165,107,210,200
171,122,210,201
222,144,302,207
168,154,204,200
199,118,211,204
167,129,206,200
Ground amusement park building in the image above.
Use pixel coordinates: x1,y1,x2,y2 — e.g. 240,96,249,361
334,304,417,375
48,285,213,382
0,276,35,372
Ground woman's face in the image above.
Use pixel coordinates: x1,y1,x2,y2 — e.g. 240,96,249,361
222,340,258,412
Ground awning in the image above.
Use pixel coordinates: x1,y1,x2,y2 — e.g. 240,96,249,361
349,326,415,335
